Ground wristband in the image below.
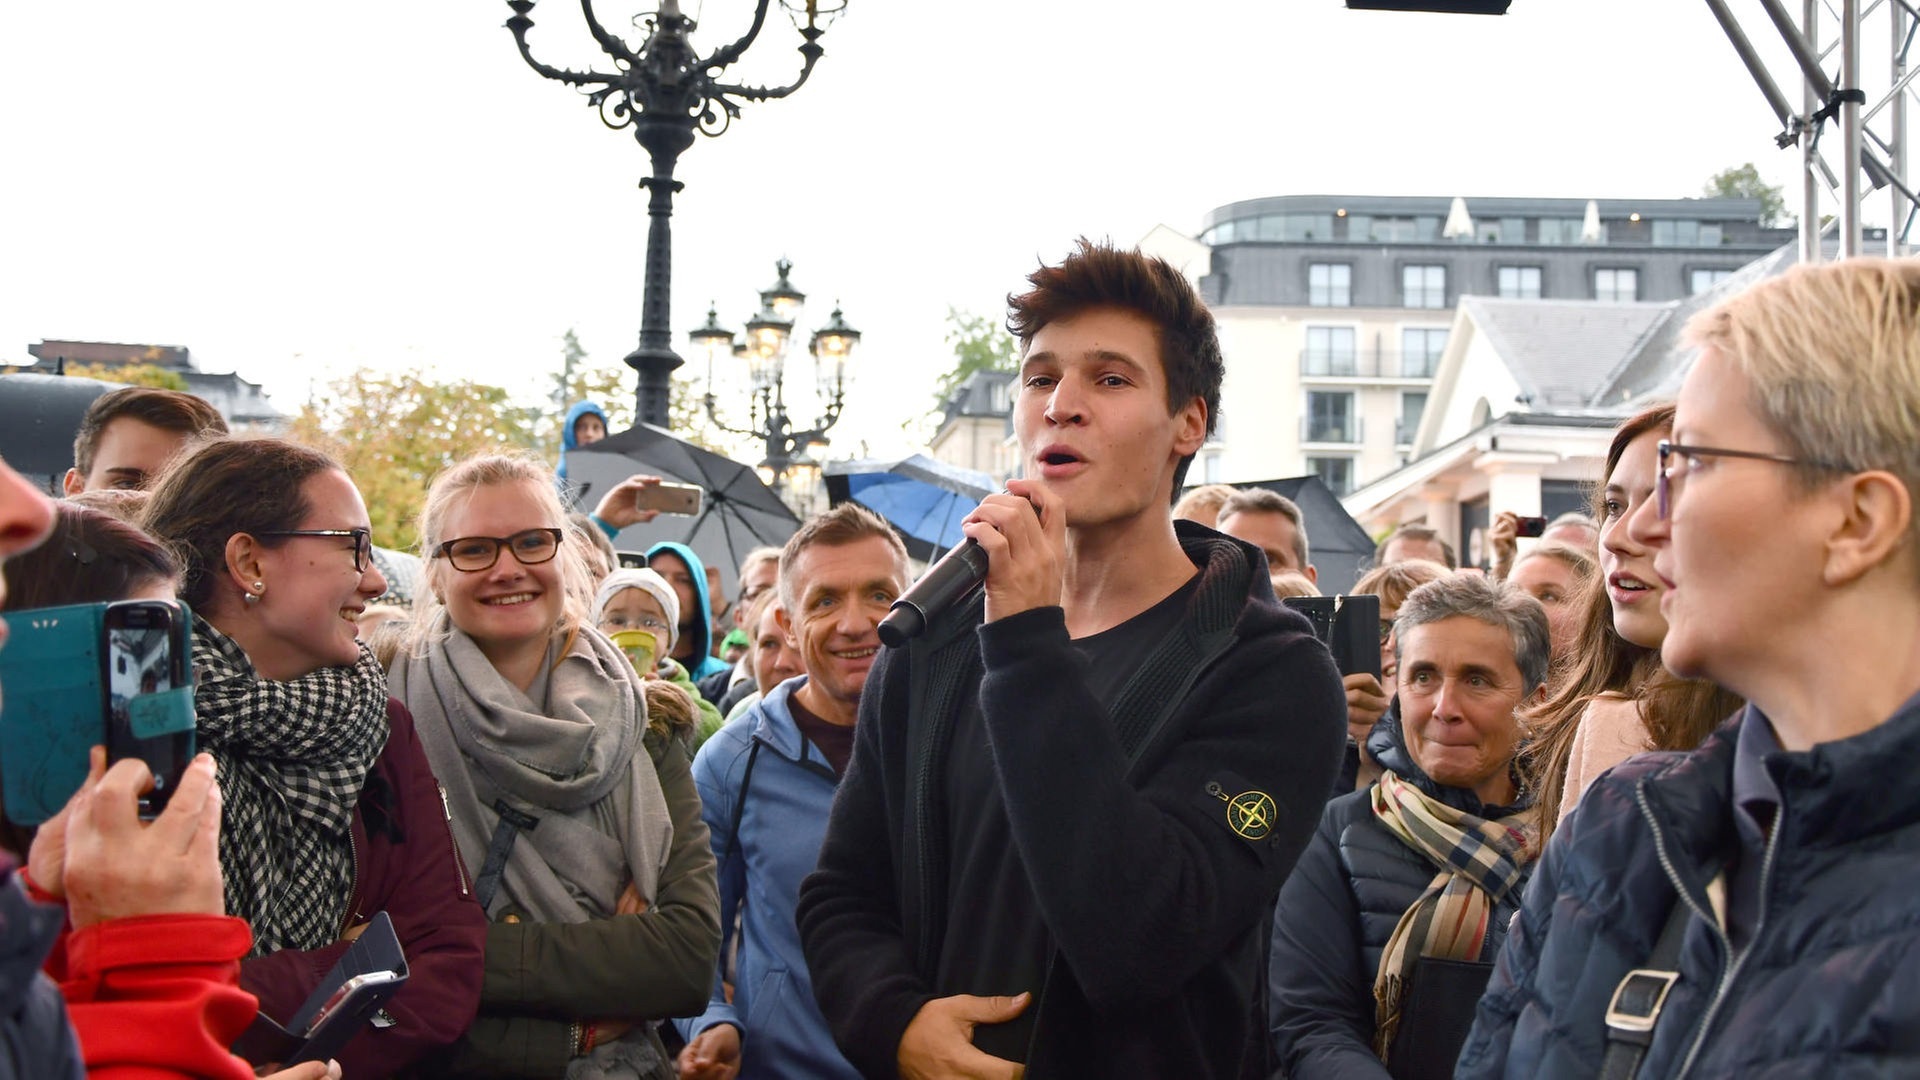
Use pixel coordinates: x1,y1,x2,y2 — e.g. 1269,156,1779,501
583,1022,599,1054
569,1021,584,1058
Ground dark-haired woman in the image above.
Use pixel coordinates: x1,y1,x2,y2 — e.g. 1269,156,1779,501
1520,404,1742,845
141,437,486,1078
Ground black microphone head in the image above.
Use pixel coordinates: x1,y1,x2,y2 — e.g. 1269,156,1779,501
877,601,927,649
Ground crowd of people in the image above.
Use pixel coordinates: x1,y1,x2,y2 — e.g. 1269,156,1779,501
0,246,1916,1079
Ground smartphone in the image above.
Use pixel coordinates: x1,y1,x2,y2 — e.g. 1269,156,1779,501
614,550,648,570
304,970,402,1038
635,481,703,517
1283,594,1383,681
102,600,196,819
1514,516,1548,538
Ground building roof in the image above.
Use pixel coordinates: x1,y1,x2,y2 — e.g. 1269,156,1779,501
1458,296,1668,409
1202,193,1769,231
939,368,1014,423
1590,242,1801,404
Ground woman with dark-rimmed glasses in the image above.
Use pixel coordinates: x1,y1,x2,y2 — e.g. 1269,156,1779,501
389,451,718,1079
139,437,486,1077
1459,257,1920,1078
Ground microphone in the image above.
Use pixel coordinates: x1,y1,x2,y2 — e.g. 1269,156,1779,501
877,538,990,648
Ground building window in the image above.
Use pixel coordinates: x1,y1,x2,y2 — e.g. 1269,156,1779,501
1356,216,1443,243
1398,391,1428,446
1308,263,1352,307
1302,327,1357,376
1594,267,1639,302
1403,265,1447,309
1652,220,1725,247
1400,328,1449,378
1497,265,1543,299
1305,391,1358,443
1307,456,1355,496
1689,268,1735,295
1537,217,1597,245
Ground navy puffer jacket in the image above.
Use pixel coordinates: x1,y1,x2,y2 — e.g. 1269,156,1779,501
1268,708,1531,1079
1458,694,1920,1079
0,856,82,1080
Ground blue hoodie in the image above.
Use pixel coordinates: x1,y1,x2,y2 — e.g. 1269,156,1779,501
644,540,732,682
556,400,609,485
673,677,861,1080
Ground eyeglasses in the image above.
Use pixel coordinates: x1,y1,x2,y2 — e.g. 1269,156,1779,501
257,528,373,573
1656,440,1852,519
1378,618,1396,645
607,613,672,635
433,528,564,573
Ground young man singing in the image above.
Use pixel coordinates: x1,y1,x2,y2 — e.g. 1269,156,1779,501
797,241,1346,1079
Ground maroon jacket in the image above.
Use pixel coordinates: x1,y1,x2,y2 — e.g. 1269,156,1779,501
239,698,486,1078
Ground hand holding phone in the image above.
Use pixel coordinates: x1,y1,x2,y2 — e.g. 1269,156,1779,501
63,753,225,930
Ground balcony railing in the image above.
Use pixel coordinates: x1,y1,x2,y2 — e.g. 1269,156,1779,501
1299,348,1443,380
1302,416,1364,444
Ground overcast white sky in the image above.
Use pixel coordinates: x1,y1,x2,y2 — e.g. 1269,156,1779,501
0,0,1896,460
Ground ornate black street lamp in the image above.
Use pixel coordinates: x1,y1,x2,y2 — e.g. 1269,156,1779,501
504,0,845,428
691,258,859,497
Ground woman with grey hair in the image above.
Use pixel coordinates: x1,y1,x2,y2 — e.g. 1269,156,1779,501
1269,574,1550,1080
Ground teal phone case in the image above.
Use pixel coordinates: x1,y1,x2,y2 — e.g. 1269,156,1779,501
0,601,198,826
0,603,107,825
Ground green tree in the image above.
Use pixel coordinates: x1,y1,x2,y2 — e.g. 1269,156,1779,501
1703,163,1789,227
287,369,538,551
59,362,189,391
930,307,1018,411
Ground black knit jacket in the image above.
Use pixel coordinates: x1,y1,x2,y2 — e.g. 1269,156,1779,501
796,522,1348,1080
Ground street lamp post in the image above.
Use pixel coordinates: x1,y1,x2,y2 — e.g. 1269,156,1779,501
692,258,860,500
504,0,845,428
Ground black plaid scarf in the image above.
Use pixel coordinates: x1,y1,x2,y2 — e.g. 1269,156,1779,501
192,616,390,955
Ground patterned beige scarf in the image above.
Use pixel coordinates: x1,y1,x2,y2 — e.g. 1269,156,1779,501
1369,770,1536,1062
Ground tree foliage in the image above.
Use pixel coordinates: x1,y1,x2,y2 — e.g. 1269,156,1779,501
286,370,538,551
931,307,1018,410
535,328,634,462
58,362,188,391
1703,163,1789,228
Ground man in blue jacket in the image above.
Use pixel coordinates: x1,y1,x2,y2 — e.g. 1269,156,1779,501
675,503,910,1080
796,241,1347,1080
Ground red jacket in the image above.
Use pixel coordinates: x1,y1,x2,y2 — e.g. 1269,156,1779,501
238,698,486,1078
57,914,260,1080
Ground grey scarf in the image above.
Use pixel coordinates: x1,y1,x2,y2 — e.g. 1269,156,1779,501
192,616,390,955
389,615,672,921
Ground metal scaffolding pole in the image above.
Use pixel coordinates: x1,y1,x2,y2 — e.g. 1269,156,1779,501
1707,0,1918,258
1894,0,1912,254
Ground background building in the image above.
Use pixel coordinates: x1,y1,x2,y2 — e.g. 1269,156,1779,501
927,368,1015,482
1147,194,1795,497
25,339,283,428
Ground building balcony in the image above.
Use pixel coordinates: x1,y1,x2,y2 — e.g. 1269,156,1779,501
1299,348,1442,381
1301,416,1364,445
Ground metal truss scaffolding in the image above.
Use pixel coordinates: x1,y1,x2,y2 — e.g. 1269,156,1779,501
1706,0,1918,258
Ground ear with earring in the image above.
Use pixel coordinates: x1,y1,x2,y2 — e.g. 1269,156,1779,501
243,581,265,605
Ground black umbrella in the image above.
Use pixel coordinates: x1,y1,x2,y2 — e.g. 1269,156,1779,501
0,373,117,494
1225,475,1378,594
824,454,995,563
565,424,800,597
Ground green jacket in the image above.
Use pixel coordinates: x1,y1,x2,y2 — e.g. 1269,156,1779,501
435,726,722,1078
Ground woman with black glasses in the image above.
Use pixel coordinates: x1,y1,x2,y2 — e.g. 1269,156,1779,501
389,452,718,1079
140,437,487,1077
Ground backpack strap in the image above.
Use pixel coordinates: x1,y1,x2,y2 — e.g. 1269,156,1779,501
1598,895,1692,1080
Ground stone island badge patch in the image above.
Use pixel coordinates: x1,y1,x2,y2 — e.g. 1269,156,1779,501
1206,780,1277,842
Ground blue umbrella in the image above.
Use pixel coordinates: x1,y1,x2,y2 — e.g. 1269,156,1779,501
824,455,997,563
